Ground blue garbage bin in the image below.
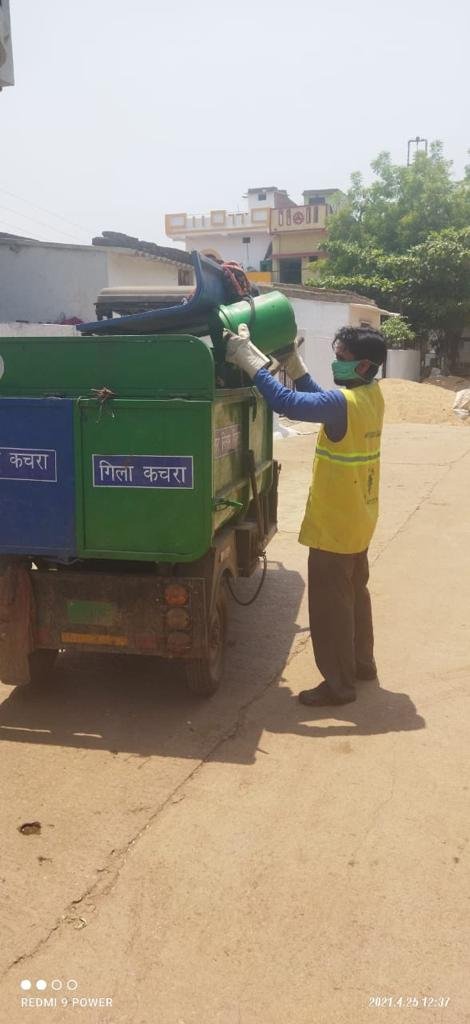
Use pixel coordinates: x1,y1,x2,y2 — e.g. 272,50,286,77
0,398,76,559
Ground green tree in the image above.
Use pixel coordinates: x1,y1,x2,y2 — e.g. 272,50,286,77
312,144,470,367
380,316,416,350
328,143,470,252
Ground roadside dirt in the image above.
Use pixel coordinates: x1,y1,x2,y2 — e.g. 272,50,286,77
380,378,469,426
2,425,470,1023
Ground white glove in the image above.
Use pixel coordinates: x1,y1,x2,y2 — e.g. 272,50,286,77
280,337,308,381
224,324,270,379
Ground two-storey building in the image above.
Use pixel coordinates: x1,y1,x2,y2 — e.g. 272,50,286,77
271,188,344,285
165,186,344,286
165,187,296,281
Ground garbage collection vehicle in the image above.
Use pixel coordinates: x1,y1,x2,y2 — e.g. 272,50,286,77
0,254,297,695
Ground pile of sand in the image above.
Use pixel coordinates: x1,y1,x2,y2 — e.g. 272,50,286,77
380,378,470,426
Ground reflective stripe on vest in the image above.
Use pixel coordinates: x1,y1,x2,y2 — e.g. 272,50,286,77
315,447,381,464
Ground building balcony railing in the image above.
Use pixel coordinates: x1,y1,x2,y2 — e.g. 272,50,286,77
166,207,271,237
270,205,327,232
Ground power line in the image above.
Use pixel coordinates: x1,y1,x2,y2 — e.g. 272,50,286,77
0,203,87,243
0,216,52,243
0,184,94,239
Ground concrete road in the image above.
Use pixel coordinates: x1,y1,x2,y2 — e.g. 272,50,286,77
1,423,470,1024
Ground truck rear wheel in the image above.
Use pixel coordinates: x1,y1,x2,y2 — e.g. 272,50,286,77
28,649,59,686
184,582,228,697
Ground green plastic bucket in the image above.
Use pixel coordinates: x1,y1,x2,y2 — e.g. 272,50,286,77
210,291,297,359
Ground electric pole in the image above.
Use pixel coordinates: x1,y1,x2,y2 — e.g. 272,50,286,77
407,137,428,165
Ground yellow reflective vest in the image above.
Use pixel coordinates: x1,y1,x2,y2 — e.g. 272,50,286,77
298,381,385,554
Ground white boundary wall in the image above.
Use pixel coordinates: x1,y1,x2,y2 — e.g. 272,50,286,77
386,350,420,381
288,296,381,390
0,244,183,324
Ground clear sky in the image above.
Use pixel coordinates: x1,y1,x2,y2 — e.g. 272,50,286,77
1,0,468,246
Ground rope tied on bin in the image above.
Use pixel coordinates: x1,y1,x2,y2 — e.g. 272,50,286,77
90,386,116,421
220,261,255,301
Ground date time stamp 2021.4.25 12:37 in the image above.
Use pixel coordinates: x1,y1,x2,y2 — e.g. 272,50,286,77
368,996,451,1009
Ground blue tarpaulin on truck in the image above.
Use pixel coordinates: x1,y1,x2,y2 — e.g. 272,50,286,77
78,251,230,336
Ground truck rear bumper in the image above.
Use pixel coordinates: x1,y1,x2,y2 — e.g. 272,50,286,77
31,568,208,659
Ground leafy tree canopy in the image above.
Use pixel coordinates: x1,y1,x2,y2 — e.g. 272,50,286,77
381,316,416,350
327,142,470,252
310,144,470,356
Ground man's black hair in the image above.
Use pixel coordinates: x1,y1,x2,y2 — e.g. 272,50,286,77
333,326,387,380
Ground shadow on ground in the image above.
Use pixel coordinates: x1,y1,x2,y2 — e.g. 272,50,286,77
268,678,426,738
0,561,425,765
0,560,305,765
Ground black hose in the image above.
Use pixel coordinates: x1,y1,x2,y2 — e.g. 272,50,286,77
226,551,267,606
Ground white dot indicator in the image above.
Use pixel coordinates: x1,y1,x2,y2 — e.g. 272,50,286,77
51,979,63,991
20,980,32,991
67,979,78,991
36,980,47,991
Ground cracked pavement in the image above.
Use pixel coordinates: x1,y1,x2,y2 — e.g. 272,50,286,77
1,422,470,1023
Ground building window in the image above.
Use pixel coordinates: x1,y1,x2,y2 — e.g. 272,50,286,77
258,192,267,201
178,269,193,285
242,236,251,244
279,258,302,285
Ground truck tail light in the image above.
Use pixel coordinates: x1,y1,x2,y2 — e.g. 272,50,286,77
167,631,192,652
164,583,189,607
166,607,191,630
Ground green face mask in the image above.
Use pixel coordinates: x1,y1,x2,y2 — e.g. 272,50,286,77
331,358,364,382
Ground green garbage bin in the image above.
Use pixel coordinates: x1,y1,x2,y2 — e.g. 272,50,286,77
210,290,297,359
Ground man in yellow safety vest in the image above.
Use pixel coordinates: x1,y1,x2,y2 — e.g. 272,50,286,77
225,324,387,707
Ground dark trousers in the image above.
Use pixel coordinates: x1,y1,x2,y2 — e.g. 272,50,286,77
308,547,375,700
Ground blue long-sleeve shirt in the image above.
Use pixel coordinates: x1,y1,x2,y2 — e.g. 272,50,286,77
253,368,347,442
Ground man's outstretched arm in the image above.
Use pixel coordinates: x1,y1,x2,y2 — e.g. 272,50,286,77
290,371,324,394
224,328,347,440
254,367,347,438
